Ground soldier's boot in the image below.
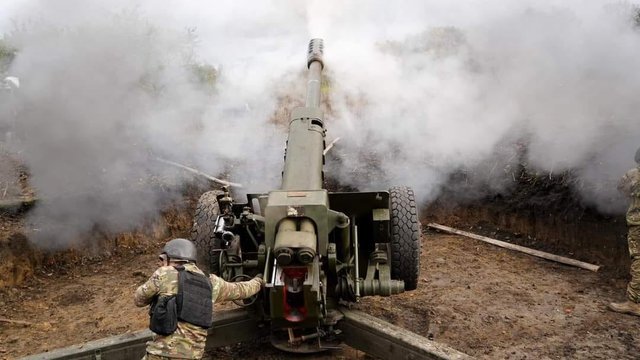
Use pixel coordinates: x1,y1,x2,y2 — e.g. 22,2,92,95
607,301,640,316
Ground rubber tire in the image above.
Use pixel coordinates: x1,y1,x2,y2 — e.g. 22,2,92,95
389,186,421,291
191,190,221,275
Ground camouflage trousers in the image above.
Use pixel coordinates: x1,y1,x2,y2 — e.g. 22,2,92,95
628,226,640,303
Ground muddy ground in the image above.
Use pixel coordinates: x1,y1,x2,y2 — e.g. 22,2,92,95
0,156,636,359
1,218,638,359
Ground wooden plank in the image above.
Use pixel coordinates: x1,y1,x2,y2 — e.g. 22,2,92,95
427,223,600,272
338,308,473,360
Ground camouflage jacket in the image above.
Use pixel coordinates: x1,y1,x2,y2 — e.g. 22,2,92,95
618,167,640,226
134,263,263,359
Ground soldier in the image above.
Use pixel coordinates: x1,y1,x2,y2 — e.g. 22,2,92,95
608,148,640,316
135,238,264,359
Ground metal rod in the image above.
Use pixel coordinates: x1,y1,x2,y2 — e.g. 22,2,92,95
154,157,243,188
353,222,360,300
305,38,324,108
263,247,271,283
323,137,341,156
246,227,259,248
225,260,258,268
289,331,321,344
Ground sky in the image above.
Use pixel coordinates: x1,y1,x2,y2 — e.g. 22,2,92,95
1,0,639,248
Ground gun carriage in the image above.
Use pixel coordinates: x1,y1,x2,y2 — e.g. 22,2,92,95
191,38,422,352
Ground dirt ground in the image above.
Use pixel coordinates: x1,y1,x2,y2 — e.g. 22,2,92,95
1,224,638,360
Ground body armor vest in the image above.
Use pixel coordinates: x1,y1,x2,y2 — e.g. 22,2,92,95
175,266,213,329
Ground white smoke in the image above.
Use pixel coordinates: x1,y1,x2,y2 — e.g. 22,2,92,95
0,0,638,248
316,1,640,212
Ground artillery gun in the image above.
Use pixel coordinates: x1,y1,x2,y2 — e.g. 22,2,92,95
191,38,421,352
25,40,472,360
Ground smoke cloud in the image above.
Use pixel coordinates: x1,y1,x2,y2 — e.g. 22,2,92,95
317,1,640,213
0,1,639,248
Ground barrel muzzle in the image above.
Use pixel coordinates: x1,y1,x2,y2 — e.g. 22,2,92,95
307,38,324,69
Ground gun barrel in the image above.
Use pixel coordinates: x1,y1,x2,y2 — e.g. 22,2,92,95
280,39,326,191
305,39,324,108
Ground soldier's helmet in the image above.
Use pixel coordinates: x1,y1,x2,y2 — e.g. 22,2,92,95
636,147,640,164
162,238,197,262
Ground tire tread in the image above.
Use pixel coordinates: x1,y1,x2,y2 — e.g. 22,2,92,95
389,186,421,291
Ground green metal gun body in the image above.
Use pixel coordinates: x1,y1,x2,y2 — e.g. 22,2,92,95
190,39,421,351
264,39,343,327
